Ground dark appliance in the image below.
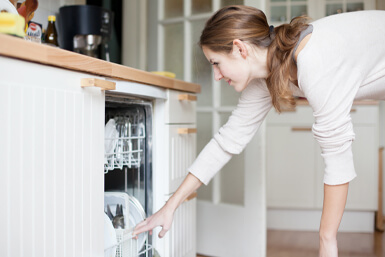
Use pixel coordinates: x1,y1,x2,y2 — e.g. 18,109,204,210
59,5,113,60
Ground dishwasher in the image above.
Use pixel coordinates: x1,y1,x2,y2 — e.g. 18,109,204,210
103,95,154,257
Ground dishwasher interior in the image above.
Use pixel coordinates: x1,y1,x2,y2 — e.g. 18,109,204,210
104,95,154,257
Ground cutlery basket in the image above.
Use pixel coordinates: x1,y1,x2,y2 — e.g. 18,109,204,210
115,229,153,257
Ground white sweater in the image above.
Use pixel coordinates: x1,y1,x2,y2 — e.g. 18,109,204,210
189,10,385,185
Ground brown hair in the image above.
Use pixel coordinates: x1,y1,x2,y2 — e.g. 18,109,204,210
199,5,310,112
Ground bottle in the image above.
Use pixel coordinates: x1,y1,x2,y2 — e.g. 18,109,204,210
41,28,46,43
44,15,58,46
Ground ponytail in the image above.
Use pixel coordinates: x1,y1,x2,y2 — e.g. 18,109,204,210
266,16,311,112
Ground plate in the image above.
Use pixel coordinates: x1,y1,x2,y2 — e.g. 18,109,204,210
128,195,147,252
104,212,117,257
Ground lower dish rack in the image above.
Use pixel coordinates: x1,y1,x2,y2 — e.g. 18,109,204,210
105,229,153,257
115,229,153,257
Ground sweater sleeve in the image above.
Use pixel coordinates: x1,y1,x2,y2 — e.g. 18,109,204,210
188,79,273,185
297,34,362,185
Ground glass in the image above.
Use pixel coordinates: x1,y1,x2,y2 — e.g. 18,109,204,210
326,4,343,16
191,19,213,106
164,23,184,80
192,0,212,14
291,5,307,19
270,6,287,22
196,113,214,201
164,0,184,19
220,80,241,106
219,112,245,206
220,0,244,7
347,3,364,12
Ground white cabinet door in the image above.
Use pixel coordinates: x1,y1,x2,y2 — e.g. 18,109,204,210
153,90,197,257
347,125,378,210
166,124,197,194
267,125,317,208
0,57,105,257
164,196,197,257
267,104,379,211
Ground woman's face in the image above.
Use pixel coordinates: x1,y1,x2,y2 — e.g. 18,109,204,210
202,41,268,92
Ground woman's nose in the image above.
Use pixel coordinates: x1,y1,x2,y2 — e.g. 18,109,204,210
213,67,223,81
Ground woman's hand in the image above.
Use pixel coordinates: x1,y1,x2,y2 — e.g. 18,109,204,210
133,202,175,238
133,173,203,238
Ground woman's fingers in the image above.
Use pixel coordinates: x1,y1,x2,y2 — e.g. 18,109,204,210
158,227,169,238
132,205,174,238
133,219,152,236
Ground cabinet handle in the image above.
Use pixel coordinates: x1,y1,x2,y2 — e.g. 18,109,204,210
281,108,296,112
184,191,197,202
81,78,116,91
178,128,197,134
291,127,312,132
350,108,357,113
178,94,197,101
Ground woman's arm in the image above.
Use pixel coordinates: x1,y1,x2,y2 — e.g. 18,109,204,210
133,173,202,238
134,79,272,237
319,183,349,257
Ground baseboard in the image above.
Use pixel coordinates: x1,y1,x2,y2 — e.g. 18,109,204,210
267,209,375,232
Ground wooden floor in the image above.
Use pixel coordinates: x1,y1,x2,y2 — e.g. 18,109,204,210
197,230,385,257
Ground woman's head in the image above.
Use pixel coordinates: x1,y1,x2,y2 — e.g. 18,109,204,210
199,6,272,92
199,5,272,53
199,5,310,112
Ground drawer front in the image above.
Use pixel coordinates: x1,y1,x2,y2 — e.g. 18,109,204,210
267,106,314,125
350,105,378,125
165,90,196,124
267,105,379,125
167,124,197,194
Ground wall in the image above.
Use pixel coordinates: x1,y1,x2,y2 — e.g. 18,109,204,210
30,0,85,29
377,0,385,9
122,0,147,70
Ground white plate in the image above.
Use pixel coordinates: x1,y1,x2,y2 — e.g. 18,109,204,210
104,212,117,257
104,192,130,229
128,195,147,252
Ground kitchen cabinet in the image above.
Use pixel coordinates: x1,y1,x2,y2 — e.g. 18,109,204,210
0,56,105,257
0,52,198,256
157,90,197,257
164,90,197,194
266,103,379,211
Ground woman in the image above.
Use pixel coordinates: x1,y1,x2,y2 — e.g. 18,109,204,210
134,5,385,256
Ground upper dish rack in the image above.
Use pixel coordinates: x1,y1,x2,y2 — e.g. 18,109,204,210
104,113,146,173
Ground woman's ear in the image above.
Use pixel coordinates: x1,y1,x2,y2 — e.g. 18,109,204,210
232,39,248,59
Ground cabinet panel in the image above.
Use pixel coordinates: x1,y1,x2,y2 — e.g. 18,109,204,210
169,197,197,257
268,104,380,211
165,90,197,124
267,106,314,124
347,125,378,210
350,105,378,124
167,124,197,194
267,125,317,208
0,57,105,257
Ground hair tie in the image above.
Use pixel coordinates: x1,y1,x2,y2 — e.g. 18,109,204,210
269,25,274,33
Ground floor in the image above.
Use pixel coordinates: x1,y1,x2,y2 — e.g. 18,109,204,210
197,230,385,257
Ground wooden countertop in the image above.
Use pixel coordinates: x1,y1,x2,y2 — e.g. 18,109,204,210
0,34,201,93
